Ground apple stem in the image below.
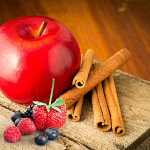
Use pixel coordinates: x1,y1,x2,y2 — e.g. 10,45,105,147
48,78,55,108
36,21,47,38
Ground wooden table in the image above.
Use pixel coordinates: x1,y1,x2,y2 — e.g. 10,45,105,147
0,70,150,150
0,0,150,80
0,0,150,149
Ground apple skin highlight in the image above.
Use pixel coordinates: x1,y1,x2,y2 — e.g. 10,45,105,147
0,16,81,105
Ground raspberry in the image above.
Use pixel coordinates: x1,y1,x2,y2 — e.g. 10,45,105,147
4,126,21,143
17,118,36,135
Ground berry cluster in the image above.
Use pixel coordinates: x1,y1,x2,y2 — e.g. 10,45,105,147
4,106,59,146
11,105,34,126
34,127,59,145
3,79,65,146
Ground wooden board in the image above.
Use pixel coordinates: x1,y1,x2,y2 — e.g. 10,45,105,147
0,70,150,149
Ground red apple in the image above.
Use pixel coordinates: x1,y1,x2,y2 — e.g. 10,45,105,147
0,16,81,105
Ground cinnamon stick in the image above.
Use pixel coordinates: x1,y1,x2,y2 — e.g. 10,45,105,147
91,64,111,131
72,49,95,88
61,48,131,109
106,74,125,136
103,75,125,136
67,96,84,122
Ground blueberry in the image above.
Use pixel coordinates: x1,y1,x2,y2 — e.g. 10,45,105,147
11,111,24,122
34,133,48,146
44,127,59,140
14,118,23,126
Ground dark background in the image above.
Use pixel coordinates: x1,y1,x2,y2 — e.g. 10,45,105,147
0,0,150,80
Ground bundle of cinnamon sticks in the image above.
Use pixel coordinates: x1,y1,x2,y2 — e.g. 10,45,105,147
61,48,131,136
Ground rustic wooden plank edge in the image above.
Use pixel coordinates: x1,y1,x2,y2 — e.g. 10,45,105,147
113,70,150,150
126,128,150,150
136,136,150,150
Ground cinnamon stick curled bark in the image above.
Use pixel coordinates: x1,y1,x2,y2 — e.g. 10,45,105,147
72,49,95,88
92,82,111,131
91,63,111,131
67,96,84,122
61,48,131,109
105,74,125,136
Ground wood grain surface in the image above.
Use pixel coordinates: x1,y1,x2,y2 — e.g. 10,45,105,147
1,69,150,149
0,0,150,80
